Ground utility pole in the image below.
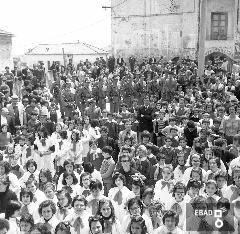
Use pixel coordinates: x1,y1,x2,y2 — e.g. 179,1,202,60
197,0,207,77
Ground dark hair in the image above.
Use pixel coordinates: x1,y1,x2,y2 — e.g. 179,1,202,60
82,162,95,174
129,216,148,234
1,124,8,132
70,130,80,142
0,218,9,231
0,161,10,174
31,223,52,234
62,172,78,185
112,172,126,185
90,119,100,128
89,179,103,191
217,197,231,211
63,160,75,169
162,210,179,226
59,130,68,140
88,215,103,231
89,139,97,147
100,126,109,133
102,146,113,155
186,179,201,190
55,221,71,234
191,196,207,210
141,130,150,139
20,188,34,202
97,199,116,223
209,157,221,169
25,159,37,172
20,214,34,228
56,189,72,207
5,200,21,219
72,195,87,207
38,200,56,216
142,188,154,199
172,182,186,196
80,172,91,187
127,197,144,215
190,168,203,182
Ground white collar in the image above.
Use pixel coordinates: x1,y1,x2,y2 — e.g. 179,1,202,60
90,148,102,154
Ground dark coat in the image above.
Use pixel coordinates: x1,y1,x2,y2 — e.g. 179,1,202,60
137,106,154,132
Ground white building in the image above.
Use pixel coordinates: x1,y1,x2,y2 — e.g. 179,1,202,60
0,29,13,71
22,42,109,68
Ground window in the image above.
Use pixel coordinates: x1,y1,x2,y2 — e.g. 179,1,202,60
211,12,228,40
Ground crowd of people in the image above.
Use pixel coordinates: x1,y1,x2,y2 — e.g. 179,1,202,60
0,54,239,234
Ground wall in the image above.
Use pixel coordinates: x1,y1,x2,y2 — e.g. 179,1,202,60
0,35,12,71
111,0,199,59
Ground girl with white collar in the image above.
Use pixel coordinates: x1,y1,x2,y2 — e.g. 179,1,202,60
36,200,59,233
64,195,91,234
20,188,39,223
96,199,123,234
108,172,135,224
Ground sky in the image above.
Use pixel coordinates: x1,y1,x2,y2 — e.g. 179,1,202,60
0,0,111,56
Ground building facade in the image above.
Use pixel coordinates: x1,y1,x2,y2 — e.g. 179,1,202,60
0,29,13,71
111,0,240,60
23,42,109,68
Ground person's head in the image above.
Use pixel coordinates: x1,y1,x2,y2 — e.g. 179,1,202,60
100,126,108,138
89,179,103,198
190,154,201,169
89,215,103,234
0,124,8,133
172,182,186,202
20,188,34,205
43,182,56,200
233,134,240,147
63,160,74,174
26,159,37,174
191,196,208,218
0,219,9,234
187,180,201,198
82,162,95,174
20,214,34,233
80,172,91,188
70,130,80,142
204,148,213,160
176,153,185,166
63,172,78,188
102,146,113,159
0,175,10,192
215,172,227,189
131,176,145,198
89,140,98,150
39,169,52,184
38,200,56,220
156,153,166,165
56,190,72,208
97,199,115,221
26,179,38,193
142,188,154,206
55,221,71,234
5,200,21,219
162,210,179,231
141,131,150,144
72,195,87,215
124,119,132,131
136,145,147,159
127,197,143,216
113,172,125,189
232,167,240,187
162,165,173,181
123,137,133,146
129,216,148,234
178,137,187,148
205,179,217,197
30,223,51,234
119,154,131,172
164,137,172,147
209,157,220,172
